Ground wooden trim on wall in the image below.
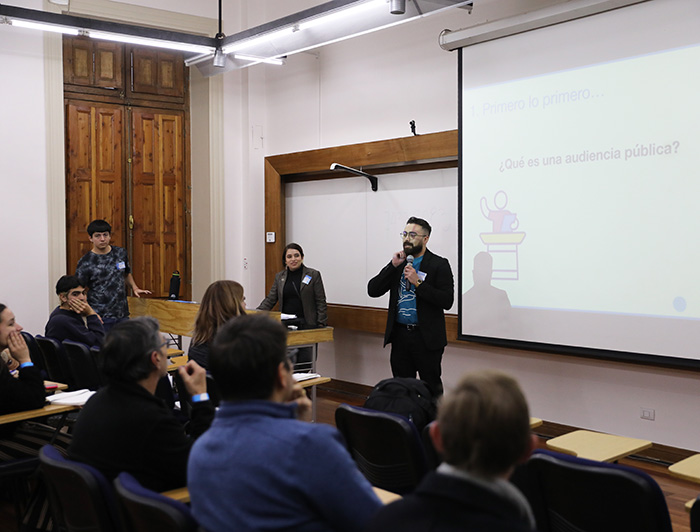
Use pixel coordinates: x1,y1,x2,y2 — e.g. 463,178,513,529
263,130,458,295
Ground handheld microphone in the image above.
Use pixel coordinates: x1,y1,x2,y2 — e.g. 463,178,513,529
405,255,414,290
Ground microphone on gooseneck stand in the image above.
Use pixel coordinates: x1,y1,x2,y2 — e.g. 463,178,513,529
405,255,414,290
168,271,181,300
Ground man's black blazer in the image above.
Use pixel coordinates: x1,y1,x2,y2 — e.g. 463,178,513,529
368,248,454,350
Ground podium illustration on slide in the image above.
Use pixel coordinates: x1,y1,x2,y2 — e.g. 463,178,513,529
480,191,526,280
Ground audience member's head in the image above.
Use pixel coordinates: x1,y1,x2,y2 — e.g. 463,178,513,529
0,303,23,350
87,219,112,236
192,280,246,346
210,313,288,402
99,317,164,383
55,275,88,308
431,370,534,478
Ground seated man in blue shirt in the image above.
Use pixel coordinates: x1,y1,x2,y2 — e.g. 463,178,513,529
45,275,105,346
188,313,382,532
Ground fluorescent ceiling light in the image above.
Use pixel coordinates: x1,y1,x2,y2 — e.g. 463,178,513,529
88,31,214,54
9,18,79,35
298,0,383,30
234,53,285,65
221,27,296,54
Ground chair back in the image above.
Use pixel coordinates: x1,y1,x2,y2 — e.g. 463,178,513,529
421,420,442,470
39,445,120,532
691,494,700,532
114,472,199,532
36,336,71,387
20,331,48,379
62,340,102,390
334,403,428,494
515,449,673,532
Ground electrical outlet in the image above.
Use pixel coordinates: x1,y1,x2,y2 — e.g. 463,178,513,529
640,407,655,421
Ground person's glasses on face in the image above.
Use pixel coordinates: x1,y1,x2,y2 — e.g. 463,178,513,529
400,231,426,240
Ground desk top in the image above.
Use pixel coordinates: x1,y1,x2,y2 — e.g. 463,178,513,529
162,484,401,505
129,297,333,347
546,429,652,462
166,355,188,372
298,376,331,389
45,381,68,392
669,454,700,484
530,417,543,429
0,403,80,425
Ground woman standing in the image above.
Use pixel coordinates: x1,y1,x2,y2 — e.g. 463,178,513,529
257,243,328,329
188,280,246,369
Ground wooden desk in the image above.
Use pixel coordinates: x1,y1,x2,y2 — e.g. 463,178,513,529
44,381,68,392
0,403,79,425
530,417,543,429
129,298,334,356
546,430,652,462
373,486,402,504
669,454,700,484
167,355,188,372
162,484,402,506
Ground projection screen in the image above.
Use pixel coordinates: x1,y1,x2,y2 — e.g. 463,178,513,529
458,0,700,366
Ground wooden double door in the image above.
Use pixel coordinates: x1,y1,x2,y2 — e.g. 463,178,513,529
64,38,190,299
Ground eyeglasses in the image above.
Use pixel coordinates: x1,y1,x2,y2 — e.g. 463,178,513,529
400,231,427,239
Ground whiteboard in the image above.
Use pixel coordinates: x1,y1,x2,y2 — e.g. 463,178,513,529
286,168,458,313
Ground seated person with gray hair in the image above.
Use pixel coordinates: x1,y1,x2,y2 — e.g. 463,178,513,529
366,370,538,532
45,275,105,346
68,317,214,492
188,313,381,532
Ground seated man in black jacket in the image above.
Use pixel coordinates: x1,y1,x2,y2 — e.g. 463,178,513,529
45,275,105,347
68,317,214,491
366,370,538,532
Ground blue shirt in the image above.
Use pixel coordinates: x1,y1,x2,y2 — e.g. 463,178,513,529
75,246,131,319
188,400,382,532
396,255,423,324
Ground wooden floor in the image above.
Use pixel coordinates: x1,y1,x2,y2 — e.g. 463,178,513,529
1,387,697,532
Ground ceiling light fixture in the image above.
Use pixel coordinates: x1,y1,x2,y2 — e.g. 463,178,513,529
233,53,285,66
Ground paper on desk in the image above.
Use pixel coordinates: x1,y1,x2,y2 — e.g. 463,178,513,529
46,389,96,406
293,373,321,382
281,313,297,320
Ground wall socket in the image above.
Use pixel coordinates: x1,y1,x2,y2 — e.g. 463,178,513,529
640,407,655,421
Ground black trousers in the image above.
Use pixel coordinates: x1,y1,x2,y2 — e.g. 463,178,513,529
389,325,444,396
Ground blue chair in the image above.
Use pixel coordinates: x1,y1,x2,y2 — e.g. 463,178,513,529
114,472,199,532
514,449,673,532
335,403,428,495
39,444,120,532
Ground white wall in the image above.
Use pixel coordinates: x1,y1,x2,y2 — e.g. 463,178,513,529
0,0,51,334
3,0,700,450
234,1,700,451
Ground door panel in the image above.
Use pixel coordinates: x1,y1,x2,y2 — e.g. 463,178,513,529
130,108,185,298
65,101,124,273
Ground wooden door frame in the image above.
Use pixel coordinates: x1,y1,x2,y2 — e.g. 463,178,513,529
263,130,459,339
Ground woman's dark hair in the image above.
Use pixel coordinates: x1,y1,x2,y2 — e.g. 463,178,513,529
282,243,304,266
0,304,6,320
99,317,162,383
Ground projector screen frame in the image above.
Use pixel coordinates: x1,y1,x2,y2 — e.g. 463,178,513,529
456,0,700,371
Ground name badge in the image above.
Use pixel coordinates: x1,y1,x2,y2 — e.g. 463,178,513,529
117,261,126,271
302,275,312,285
417,271,427,282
